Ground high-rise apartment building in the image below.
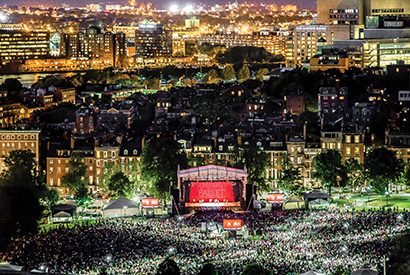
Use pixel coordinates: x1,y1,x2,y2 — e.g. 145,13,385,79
0,31,49,61
135,22,172,58
62,27,126,68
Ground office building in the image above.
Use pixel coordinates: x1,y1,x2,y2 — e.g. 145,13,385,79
317,0,410,25
135,21,172,58
363,38,410,68
285,25,351,67
0,31,49,61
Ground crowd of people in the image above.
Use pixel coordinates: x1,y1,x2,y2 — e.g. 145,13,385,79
4,208,410,275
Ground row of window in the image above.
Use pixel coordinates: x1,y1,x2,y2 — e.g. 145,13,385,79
1,142,35,150
1,134,36,140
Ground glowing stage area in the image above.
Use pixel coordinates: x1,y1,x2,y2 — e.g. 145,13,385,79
178,165,247,211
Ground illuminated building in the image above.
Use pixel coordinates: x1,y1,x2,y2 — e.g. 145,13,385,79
0,31,49,62
135,21,172,58
309,49,361,72
0,24,24,31
0,129,41,173
363,38,410,68
185,17,200,29
63,27,126,68
87,4,102,12
196,30,287,56
172,34,185,56
281,5,297,12
47,138,141,196
317,0,410,25
285,25,351,67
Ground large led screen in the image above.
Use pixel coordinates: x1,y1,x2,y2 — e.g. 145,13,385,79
189,181,234,203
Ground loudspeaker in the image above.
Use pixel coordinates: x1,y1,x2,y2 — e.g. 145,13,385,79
171,188,180,205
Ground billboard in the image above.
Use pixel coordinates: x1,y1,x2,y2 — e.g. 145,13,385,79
223,219,242,230
190,181,234,203
268,193,284,203
141,198,159,208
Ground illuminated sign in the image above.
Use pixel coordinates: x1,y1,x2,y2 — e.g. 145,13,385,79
141,198,159,208
190,181,234,203
223,219,242,230
268,193,284,203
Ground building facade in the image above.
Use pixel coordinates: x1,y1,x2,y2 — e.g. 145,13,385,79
135,22,172,58
0,31,49,62
0,129,41,173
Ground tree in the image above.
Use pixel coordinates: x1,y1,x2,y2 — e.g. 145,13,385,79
255,68,269,81
101,159,148,199
198,42,213,55
0,150,46,251
237,65,251,82
313,150,348,196
344,158,366,193
233,144,270,193
61,152,90,203
4,78,23,101
197,263,217,275
220,65,236,81
185,41,198,56
241,263,272,275
397,165,410,190
141,137,187,200
277,153,302,195
107,171,134,199
156,257,180,275
188,155,206,168
202,69,220,84
364,147,404,194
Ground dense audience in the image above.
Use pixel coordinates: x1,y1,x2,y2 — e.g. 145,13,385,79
4,208,410,275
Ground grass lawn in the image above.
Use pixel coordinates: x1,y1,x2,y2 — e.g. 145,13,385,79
366,195,410,208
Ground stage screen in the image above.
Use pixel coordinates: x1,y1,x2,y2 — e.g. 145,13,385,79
141,198,159,208
268,193,284,203
189,181,234,203
223,219,242,230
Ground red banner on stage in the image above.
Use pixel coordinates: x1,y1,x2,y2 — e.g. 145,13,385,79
268,193,284,203
223,219,242,230
142,198,159,208
189,181,234,203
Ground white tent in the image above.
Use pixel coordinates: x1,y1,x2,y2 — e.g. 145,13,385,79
103,197,139,217
283,195,304,209
0,262,23,272
350,267,378,275
300,272,324,275
309,198,330,209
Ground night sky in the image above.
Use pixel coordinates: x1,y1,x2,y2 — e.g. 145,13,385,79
0,0,316,10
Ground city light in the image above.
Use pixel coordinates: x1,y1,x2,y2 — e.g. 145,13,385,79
169,5,178,13
0,13,7,22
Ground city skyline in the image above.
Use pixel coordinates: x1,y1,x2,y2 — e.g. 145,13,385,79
0,0,317,10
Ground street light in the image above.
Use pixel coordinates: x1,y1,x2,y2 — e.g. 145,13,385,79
123,206,128,217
